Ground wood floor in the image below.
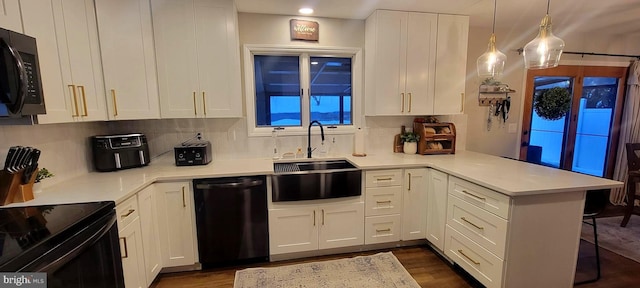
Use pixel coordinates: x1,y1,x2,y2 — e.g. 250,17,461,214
151,240,640,288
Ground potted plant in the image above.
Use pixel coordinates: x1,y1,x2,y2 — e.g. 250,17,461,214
401,132,420,154
33,168,54,193
533,87,571,120
480,77,502,92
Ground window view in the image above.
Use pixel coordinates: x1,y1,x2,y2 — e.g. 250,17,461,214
525,70,622,178
309,57,352,125
528,77,572,168
253,54,353,128
254,55,301,126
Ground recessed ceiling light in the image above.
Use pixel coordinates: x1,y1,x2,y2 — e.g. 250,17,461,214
311,61,319,65
298,8,314,15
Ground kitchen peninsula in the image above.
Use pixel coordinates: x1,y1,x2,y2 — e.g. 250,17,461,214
1,150,621,288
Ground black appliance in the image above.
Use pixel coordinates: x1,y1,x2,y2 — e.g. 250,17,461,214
193,176,269,268
0,27,45,119
91,134,150,172
174,140,212,166
0,202,124,288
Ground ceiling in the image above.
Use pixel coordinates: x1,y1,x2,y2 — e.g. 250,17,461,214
235,0,640,35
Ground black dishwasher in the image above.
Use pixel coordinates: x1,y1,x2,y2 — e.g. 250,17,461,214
193,176,268,268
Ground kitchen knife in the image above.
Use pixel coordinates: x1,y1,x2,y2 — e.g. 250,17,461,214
12,147,30,174
4,146,18,172
7,146,25,173
18,147,33,172
22,149,40,184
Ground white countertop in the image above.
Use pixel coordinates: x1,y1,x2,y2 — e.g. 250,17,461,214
2,150,622,208
345,151,623,196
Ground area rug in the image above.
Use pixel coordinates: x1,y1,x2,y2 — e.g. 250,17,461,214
581,216,640,263
233,252,420,288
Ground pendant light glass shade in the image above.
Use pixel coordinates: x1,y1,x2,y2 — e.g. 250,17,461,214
477,33,507,80
523,14,565,69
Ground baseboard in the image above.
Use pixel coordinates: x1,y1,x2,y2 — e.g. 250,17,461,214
269,239,429,262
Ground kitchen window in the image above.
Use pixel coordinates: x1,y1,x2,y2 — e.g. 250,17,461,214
244,46,362,136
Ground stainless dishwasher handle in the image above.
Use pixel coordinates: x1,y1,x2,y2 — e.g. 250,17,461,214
195,180,263,190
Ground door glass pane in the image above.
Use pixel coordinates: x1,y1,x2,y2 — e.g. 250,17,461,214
528,77,573,168
571,77,618,177
309,57,352,125
254,55,301,126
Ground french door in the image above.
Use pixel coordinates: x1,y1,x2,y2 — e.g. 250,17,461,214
520,65,627,178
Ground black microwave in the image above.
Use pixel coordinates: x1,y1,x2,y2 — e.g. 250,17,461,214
0,27,45,119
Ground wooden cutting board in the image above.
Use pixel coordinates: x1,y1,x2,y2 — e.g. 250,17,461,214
393,134,403,153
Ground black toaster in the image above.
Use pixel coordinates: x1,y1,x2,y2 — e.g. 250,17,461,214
174,140,212,166
91,134,150,172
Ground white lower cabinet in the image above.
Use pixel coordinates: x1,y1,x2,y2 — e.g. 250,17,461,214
364,214,401,244
364,169,403,244
444,225,504,288
154,181,197,267
426,169,448,250
116,196,146,288
269,207,318,254
444,176,510,288
137,185,162,286
269,201,364,255
402,168,428,240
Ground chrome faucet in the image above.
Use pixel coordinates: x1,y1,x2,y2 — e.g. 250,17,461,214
307,120,325,158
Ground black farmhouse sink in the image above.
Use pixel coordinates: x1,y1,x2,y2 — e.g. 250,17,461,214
272,160,361,202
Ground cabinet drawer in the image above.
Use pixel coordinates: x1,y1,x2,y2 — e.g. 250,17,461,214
364,215,401,244
365,170,403,187
447,195,508,258
365,186,402,216
116,195,139,229
445,225,503,288
449,176,510,219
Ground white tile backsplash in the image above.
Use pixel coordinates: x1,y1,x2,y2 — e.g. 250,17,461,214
0,115,467,187
0,122,108,187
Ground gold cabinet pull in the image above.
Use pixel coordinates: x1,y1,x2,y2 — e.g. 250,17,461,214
182,186,186,208
376,200,392,204
69,84,79,116
120,237,129,258
120,209,135,219
193,92,197,115
78,85,88,116
461,217,484,230
322,209,325,225
408,93,412,112
313,210,316,226
376,177,393,181
202,91,207,116
111,89,118,116
462,190,486,201
408,172,412,191
401,93,405,112
458,249,480,265
376,228,391,233
460,93,465,113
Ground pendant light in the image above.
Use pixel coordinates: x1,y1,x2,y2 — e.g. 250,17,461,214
477,0,506,80
522,0,565,69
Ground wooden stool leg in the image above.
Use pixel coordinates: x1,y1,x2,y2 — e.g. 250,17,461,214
621,178,636,227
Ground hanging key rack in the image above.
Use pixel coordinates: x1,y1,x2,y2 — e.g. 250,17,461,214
478,84,515,106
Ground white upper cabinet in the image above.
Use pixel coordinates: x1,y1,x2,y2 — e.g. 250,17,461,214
0,0,22,32
152,0,242,118
433,14,469,115
95,0,160,120
21,0,107,123
365,10,437,116
365,11,469,116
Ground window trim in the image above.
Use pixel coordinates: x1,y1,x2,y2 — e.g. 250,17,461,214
243,45,362,137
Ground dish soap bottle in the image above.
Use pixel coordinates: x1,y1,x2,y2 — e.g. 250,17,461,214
295,147,304,158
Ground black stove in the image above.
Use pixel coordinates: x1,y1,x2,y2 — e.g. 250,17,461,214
0,202,124,288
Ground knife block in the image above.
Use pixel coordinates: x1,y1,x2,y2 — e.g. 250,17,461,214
0,167,37,206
